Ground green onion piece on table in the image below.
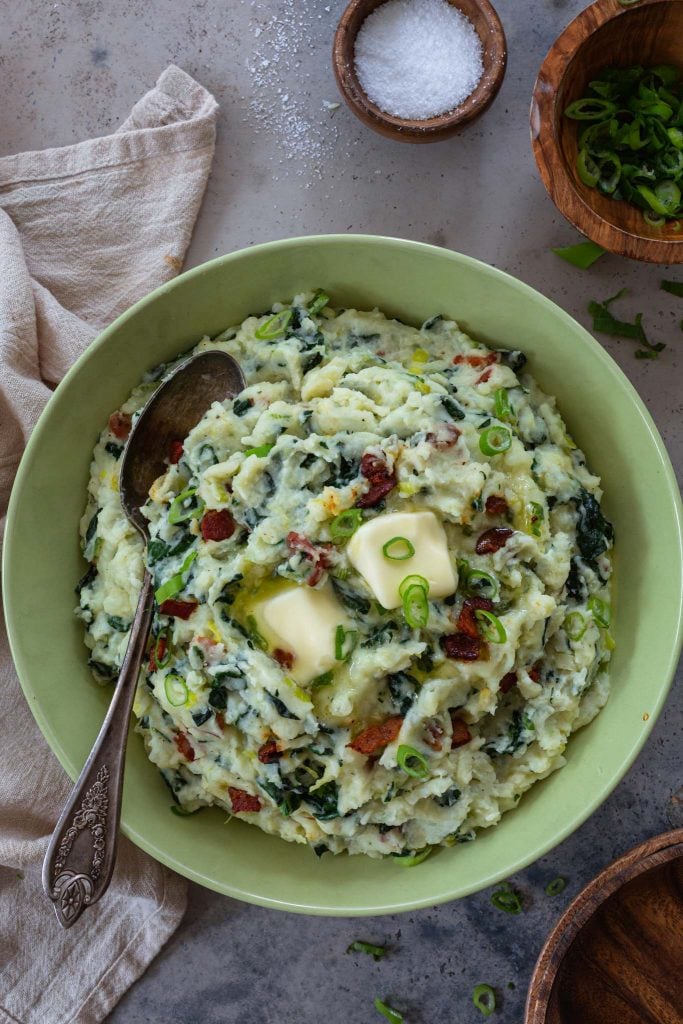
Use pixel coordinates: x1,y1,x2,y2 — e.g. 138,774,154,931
474,609,507,644
335,624,358,662
490,882,523,914
168,487,204,525
588,289,665,359
255,309,292,340
392,847,432,867
662,280,683,297
472,984,496,1017
382,536,415,561
587,595,611,628
329,508,363,539
479,426,512,456
308,290,330,316
564,611,587,641
154,550,197,603
243,443,274,459
545,876,567,896
164,674,189,707
552,240,605,269
397,744,429,778
493,387,515,423
374,998,403,1024
347,940,387,960
402,584,429,629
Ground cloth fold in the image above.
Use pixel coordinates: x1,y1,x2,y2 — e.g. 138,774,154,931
0,65,218,1024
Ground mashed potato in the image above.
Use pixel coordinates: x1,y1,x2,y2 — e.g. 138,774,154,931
77,292,614,860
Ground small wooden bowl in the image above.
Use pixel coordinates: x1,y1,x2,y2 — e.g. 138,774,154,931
525,828,683,1024
333,0,507,143
531,0,683,263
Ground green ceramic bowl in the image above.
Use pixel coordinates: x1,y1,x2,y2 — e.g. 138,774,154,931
4,235,682,915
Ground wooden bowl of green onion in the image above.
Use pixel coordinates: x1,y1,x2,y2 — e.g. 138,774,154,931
531,0,683,263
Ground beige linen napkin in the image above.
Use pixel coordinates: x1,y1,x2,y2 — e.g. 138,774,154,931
0,66,218,1024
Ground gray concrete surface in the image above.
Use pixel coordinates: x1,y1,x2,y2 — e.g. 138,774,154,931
2,0,682,1021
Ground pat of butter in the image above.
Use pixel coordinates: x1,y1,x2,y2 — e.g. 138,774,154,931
257,583,350,685
347,511,456,609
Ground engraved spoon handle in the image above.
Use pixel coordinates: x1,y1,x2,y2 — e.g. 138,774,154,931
42,570,154,928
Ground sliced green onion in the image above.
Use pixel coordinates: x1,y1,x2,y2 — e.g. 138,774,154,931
329,508,363,539
246,614,268,650
374,998,403,1024
392,847,432,867
472,984,496,1017
243,443,274,459
164,674,189,707
382,536,415,561
479,426,512,456
644,211,666,227
397,744,429,778
398,574,429,599
493,387,515,423
474,609,507,644
545,876,567,896
308,290,330,316
154,551,197,603
526,501,545,537
587,595,611,628
565,98,617,120
464,568,500,601
552,240,605,269
577,147,600,187
153,629,173,668
335,624,358,662
168,487,204,525
311,670,334,689
402,584,429,629
255,309,292,340
490,883,523,914
661,279,683,298
564,611,587,641
347,940,387,960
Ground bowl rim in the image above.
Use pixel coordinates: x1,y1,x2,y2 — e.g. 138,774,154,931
4,233,683,914
524,826,683,1023
530,0,683,263
333,0,508,141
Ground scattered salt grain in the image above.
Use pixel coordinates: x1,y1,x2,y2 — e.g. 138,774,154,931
354,0,484,120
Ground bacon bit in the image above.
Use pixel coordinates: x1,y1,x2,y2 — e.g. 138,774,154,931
453,352,498,368
456,597,494,639
360,452,390,482
500,672,517,694
108,410,132,440
528,663,542,683
258,739,282,764
424,721,444,751
272,648,294,670
228,787,262,813
173,731,195,762
475,526,513,555
348,716,403,756
201,508,236,542
159,598,198,620
440,632,486,661
286,531,334,587
450,715,472,748
168,439,184,464
215,711,226,730
356,476,397,509
476,367,493,385
426,423,461,450
149,635,167,672
356,452,397,509
485,495,510,518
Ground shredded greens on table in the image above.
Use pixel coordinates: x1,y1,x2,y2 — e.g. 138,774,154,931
661,279,683,297
552,240,605,269
472,984,497,1017
347,940,388,961
545,876,567,896
490,881,523,914
374,997,403,1023
565,64,683,226
588,288,665,359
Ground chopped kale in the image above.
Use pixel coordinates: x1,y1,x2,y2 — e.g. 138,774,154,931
147,539,171,565
361,620,399,648
300,452,317,470
441,395,466,421
217,577,243,606
233,396,252,417
574,489,614,564
435,787,461,807
75,564,98,596
208,685,228,710
417,647,434,673
106,615,130,632
304,780,340,820
104,441,123,459
302,350,324,374
258,777,303,816
565,557,588,601
498,349,527,372
313,843,330,857
331,578,371,615
88,658,117,680
328,454,359,488
267,692,300,720
422,314,443,330
191,708,212,726
387,671,419,715
84,509,99,546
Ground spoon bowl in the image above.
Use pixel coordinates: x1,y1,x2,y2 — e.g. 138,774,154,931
42,349,245,927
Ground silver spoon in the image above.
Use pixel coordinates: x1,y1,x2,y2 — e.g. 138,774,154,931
42,350,246,928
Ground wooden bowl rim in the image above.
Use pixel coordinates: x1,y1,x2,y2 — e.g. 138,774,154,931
530,0,683,263
524,827,683,1023
333,0,508,142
